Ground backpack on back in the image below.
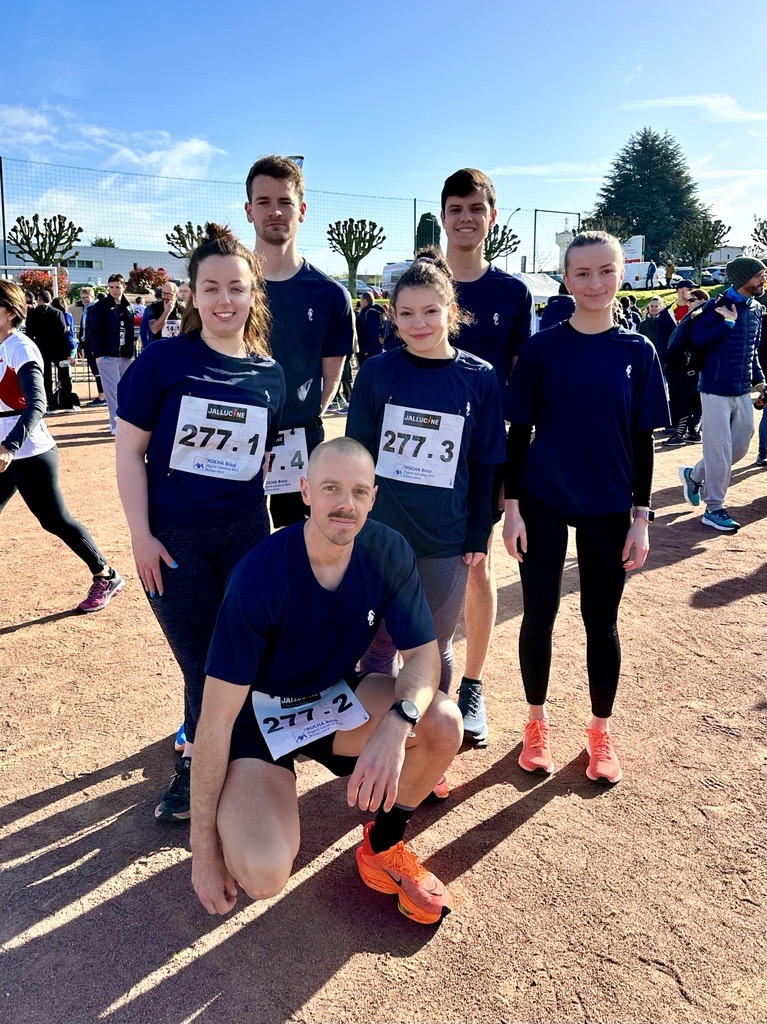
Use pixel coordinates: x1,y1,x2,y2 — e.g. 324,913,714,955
665,304,711,372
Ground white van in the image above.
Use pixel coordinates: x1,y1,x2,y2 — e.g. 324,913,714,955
620,262,664,290
381,261,412,298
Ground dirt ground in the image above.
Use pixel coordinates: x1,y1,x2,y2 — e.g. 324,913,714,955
0,402,765,1024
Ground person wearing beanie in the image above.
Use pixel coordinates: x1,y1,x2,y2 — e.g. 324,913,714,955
678,257,766,533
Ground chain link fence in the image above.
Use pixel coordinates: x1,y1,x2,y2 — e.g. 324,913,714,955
1,158,581,283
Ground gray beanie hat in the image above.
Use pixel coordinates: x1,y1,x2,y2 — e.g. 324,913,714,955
726,257,765,289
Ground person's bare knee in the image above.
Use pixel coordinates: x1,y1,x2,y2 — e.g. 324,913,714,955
216,759,300,902
466,554,493,593
417,693,463,756
226,848,295,901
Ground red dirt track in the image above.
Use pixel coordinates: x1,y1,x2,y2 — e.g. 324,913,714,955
1,404,765,1024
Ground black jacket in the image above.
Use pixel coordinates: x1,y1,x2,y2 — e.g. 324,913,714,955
539,294,575,331
25,304,69,362
87,294,136,358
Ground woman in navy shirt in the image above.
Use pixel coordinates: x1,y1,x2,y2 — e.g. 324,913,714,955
503,231,669,785
347,248,504,794
116,224,284,822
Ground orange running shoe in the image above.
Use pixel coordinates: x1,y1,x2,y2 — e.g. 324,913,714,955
432,775,450,799
518,719,554,774
585,727,623,784
355,821,453,924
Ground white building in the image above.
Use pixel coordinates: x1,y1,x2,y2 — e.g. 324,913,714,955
6,245,188,285
707,245,743,264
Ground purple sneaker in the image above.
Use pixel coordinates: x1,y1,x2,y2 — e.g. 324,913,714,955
78,570,125,612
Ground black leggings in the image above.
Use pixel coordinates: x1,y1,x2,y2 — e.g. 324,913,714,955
0,447,107,574
146,504,270,742
518,492,630,719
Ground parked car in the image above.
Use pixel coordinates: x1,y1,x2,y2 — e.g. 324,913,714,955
338,278,380,297
709,266,728,284
675,266,715,287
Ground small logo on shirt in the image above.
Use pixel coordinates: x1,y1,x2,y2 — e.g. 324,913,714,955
493,312,499,326
368,609,375,626
466,402,471,417
297,379,313,402
265,390,270,402
308,308,314,321
626,364,632,378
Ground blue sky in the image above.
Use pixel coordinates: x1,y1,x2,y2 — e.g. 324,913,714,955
3,0,765,275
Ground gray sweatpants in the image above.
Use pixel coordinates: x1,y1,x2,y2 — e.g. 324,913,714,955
360,554,468,694
691,392,754,511
98,356,134,431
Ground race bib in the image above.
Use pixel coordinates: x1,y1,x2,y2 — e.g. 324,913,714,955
252,681,369,760
169,395,268,480
162,318,181,338
376,403,465,489
264,427,309,494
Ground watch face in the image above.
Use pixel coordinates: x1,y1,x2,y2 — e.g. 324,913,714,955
400,700,419,721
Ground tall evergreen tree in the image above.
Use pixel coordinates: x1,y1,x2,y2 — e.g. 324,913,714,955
415,212,441,251
593,128,703,261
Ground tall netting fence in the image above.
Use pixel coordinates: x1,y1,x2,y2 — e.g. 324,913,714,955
0,158,581,282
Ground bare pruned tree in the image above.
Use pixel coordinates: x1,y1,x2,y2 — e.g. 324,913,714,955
7,213,82,265
166,222,206,259
327,219,386,298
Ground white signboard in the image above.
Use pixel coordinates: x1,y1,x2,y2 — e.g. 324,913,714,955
621,235,644,263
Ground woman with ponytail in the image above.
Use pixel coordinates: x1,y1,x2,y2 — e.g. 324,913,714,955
116,223,284,822
503,231,669,784
346,246,505,796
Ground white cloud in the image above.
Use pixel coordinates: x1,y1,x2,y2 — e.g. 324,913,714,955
486,161,608,178
102,137,226,180
619,94,767,122
0,105,227,180
0,104,56,149
623,65,642,85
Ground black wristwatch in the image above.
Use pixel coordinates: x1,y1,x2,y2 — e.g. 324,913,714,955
632,507,655,523
389,700,420,726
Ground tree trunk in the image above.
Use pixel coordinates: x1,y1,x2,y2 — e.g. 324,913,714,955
347,259,359,299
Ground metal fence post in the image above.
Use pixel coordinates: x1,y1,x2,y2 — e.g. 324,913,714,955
0,158,7,267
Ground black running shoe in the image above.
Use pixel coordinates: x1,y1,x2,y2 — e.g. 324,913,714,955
155,756,191,822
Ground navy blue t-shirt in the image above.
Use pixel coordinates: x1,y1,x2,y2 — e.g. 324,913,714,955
508,322,670,516
346,347,505,558
205,519,435,696
454,264,535,418
266,261,353,448
117,332,284,527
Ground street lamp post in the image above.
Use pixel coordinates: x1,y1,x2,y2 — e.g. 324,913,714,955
503,207,521,272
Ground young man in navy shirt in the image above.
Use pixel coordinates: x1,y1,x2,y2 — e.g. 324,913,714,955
441,168,535,743
245,155,354,527
190,437,463,925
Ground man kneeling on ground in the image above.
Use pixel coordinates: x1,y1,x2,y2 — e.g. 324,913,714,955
191,437,463,924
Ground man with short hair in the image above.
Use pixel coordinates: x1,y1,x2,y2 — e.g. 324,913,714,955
24,290,70,412
679,257,765,532
638,295,664,351
86,273,136,434
245,155,353,527
190,437,462,924
440,167,534,743
146,281,183,344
